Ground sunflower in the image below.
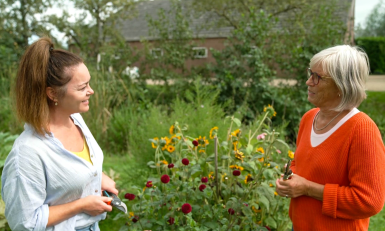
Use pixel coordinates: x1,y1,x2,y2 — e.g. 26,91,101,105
170,135,181,144
244,174,253,184
209,126,219,139
198,149,206,153
258,157,264,162
235,150,245,161
161,137,171,150
167,145,175,153
197,136,209,147
161,160,168,165
252,206,261,213
230,165,244,171
129,212,135,218
232,141,238,151
169,125,175,135
256,147,264,154
151,137,159,149
231,129,241,137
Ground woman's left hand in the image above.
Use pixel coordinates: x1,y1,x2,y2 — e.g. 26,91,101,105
101,172,119,195
275,174,309,198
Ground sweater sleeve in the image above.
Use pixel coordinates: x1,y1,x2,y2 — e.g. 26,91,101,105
322,117,385,219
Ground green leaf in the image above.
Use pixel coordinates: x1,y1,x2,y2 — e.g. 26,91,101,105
275,139,290,149
221,155,229,160
233,118,241,127
203,221,218,229
258,195,270,212
245,144,253,155
264,217,277,229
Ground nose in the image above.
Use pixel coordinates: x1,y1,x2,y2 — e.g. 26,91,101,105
88,85,95,96
306,76,314,87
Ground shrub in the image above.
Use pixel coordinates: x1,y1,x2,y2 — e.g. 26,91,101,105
355,37,385,74
117,106,294,230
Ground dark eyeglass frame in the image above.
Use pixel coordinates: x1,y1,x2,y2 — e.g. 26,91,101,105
307,68,332,85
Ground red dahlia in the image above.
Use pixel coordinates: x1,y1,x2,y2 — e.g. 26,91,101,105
228,208,235,215
201,176,208,183
192,140,199,146
182,158,190,166
199,184,206,192
146,181,153,187
167,217,175,225
161,174,170,184
124,193,135,201
181,203,192,214
168,163,174,168
132,215,139,223
232,170,241,176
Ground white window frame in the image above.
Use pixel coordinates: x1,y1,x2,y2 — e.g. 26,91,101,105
193,47,208,58
150,48,163,58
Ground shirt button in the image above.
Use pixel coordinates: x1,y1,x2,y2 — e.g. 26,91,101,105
95,190,98,193
94,173,97,177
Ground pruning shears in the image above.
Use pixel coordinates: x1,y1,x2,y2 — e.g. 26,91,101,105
103,190,128,213
283,159,293,180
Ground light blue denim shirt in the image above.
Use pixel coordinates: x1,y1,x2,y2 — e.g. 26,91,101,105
1,113,106,231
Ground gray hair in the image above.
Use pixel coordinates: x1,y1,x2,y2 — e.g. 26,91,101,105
309,45,369,111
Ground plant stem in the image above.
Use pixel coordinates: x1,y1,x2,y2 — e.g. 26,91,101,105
249,112,270,146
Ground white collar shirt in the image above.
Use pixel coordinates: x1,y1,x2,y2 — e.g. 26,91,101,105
1,113,106,231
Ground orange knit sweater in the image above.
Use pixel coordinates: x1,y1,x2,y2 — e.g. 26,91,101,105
289,108,385,231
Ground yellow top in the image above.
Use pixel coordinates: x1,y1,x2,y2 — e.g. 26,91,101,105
72,136,93,165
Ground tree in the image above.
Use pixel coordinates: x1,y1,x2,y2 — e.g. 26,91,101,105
355,0,385,37
48,0,136,58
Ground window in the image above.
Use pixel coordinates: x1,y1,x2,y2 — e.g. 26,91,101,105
151,48,163,58
193,47,208,58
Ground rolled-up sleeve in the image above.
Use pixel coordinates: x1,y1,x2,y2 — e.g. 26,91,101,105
3,176,49,231
2,145,49,231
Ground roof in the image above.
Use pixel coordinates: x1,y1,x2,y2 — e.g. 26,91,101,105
117,0,354,42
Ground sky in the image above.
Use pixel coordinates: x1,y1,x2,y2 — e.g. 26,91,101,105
355,0,382,26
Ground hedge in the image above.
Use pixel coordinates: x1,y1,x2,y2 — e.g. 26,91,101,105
355,37,385,74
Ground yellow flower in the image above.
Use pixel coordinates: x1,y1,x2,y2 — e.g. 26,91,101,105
264,163,270,167
288,150,295,159
169,125,175,135
257,220,262,224
230,165,244,171
273,111,277,117
129,212,134,218
221,173,227,182
274,191,278,196
143,186,146,191
269,183,274,187
235,150,244,161
151,137,159,149
275,166,279,169
161,160,168,165
170,135,181,144
252,206,262,213
209,126,218,139
167,145,175,153
258,157,264,162
232,141,238,150
161,137,171,150
256,147,264,154
231,129,241,137
209,171,215,180
197,136,209,147
244,174,253,184
199,149,206,153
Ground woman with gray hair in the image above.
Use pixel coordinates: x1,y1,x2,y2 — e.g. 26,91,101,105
275,45,385,230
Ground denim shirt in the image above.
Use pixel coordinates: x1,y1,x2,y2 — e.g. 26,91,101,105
1,113,106,231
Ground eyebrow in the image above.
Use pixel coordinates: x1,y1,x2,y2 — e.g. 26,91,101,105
78,81,89,87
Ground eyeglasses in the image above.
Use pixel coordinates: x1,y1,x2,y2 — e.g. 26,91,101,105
307,68,332,85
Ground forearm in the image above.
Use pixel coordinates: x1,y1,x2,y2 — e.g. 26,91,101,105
305,180,325,201
47,199,83,227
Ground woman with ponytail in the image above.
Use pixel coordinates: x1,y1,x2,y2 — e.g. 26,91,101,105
1,37,117,231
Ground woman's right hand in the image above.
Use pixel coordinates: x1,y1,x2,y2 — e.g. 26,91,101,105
81,195,113,216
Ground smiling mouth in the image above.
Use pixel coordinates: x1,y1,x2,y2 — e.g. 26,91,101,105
82,100,89,102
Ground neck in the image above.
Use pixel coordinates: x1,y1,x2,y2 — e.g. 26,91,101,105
48,107,73,130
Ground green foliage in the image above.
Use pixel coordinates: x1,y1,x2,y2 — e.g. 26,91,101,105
355,37,385,74
116,106,293,230
355,1,385,38
358,91,385,141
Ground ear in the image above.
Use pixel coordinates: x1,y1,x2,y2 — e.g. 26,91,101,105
46,87,57,101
